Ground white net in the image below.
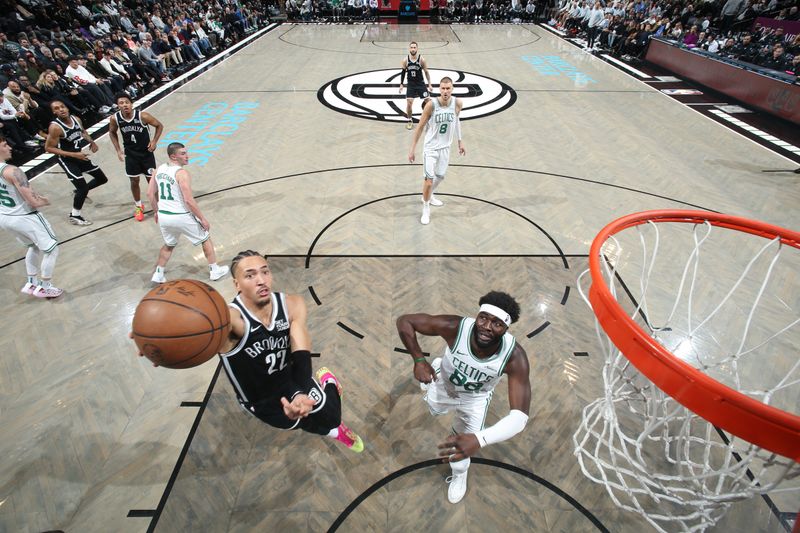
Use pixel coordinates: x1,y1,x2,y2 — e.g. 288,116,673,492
574,216,800,533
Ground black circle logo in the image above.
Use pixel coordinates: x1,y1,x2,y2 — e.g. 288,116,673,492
318,68,517,123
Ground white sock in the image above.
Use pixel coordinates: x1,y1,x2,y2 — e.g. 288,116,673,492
450,457,470,476
155,266,165,274
39,279,52,289
135,200,144,208
209,263,218,270
71,209,81,217
27,275,38,285
327,427,339,438
423,201,430,208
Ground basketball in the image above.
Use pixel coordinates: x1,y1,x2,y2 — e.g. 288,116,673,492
132,279,231,369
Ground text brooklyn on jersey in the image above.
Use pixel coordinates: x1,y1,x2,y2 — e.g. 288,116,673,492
318,68,517,123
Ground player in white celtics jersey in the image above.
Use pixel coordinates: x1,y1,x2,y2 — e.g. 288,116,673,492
396,291,531,504
408,76,466,225
146,142,229,284
0,136,63,298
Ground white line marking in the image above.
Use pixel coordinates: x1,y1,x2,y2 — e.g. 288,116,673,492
709,110,800,155
600,54,652,79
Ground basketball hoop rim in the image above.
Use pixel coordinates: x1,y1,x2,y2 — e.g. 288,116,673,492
588,209,800,461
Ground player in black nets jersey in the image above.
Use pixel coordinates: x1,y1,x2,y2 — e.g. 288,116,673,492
217,250,364,452
399,41,433,130
108,93,164,222
44,100,109,226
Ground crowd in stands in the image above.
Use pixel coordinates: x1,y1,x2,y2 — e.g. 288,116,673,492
0,0,277,164
548,0,798,74
286,0,380,22
283,0,799,78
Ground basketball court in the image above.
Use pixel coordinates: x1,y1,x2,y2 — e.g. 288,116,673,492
0,23,797,532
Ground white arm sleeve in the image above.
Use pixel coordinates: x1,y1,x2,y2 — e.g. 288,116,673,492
474,409,528,447
453,115,462,141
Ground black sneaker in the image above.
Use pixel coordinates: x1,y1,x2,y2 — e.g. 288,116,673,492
68,214,93,226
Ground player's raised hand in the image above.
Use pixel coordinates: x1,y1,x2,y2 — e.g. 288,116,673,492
438,433,480,462
281,394,315,420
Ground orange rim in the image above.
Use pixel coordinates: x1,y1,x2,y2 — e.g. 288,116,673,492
588,210,800,461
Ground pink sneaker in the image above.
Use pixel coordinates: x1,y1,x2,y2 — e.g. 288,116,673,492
315,367,342,397
32,285,64,299
334,423,364,453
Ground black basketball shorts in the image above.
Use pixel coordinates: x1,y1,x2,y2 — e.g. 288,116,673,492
58,156,99,180
125,151,157,178
406,85,429,99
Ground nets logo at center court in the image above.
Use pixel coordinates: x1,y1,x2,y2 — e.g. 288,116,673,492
318,68,517,123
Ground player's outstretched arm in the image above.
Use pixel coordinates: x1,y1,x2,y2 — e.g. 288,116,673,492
217,305,246,354
396,313,460,383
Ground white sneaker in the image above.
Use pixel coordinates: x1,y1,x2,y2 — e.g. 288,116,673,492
446,472,468,503
430,195,443,207
151,270,167,283
68,214,92,226
21,282,37,295
420,205,430,225
32,285,64,299
209,265,229,281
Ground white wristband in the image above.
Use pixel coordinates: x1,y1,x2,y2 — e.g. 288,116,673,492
454,115,462,141
475,409,528,447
